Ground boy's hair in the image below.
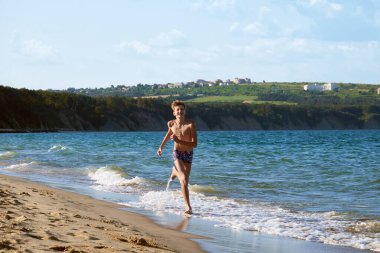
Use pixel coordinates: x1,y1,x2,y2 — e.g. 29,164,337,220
171,100,186,110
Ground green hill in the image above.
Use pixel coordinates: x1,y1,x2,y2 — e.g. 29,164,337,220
1,85,380,132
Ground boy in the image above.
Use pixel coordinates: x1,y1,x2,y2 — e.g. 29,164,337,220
157,100,197,215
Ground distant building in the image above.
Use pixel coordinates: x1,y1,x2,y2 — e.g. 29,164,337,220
233,78,245,84
168,82,184,88
195,79,208,87
214,79,223,85
323,82,337,91
224,79,233,85
377,87,380,95
304,84,323,92
304,83,337,92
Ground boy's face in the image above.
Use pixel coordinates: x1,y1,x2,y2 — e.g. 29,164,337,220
173,105,185,118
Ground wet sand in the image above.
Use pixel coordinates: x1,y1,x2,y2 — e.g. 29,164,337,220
0,174,204,253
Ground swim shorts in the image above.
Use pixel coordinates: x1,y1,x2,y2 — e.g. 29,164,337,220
172,149,193,164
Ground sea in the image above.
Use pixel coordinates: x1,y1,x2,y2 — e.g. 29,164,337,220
0,130,379,252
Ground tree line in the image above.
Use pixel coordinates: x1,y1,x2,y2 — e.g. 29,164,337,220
1,85,380,131
63,82,380,107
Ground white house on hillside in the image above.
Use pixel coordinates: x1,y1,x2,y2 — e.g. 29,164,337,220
304,83,337,92
304,84,323,92
323,82,337,91
168,82,183,88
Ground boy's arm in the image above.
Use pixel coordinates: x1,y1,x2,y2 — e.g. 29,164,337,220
157,122,173,156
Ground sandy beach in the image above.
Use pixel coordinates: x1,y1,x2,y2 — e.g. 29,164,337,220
0,174,204,253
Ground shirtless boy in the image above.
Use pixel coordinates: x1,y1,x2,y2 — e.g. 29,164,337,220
157,100,197,215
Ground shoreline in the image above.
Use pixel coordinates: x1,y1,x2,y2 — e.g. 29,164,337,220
0,174,205,253
0,173,376,253
1,128,380,134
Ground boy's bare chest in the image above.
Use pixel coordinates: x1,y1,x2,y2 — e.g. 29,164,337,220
171,123,191,137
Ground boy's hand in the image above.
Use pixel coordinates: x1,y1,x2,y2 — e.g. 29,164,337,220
157,147,163,156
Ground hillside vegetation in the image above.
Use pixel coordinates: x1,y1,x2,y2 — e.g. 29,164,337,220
1,83,380,132
64,82,380,106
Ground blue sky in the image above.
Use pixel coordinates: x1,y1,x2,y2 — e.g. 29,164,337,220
1,0,379,90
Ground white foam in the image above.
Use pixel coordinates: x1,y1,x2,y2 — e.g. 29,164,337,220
48,145,71,153
4,161,39,171
87,166,148,193
126,189,380,252
189,184,221,194
0,151,17,159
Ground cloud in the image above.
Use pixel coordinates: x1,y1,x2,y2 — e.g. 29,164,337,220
223,37,374,64
114,41,151,55
375,10,380,26
258,5,272,18
192,0,236,10
229,22,240,32
234,4,311,38
20,39,58,62
329,2,342,12
299,0,343,17
115,29,189,59
242,22,266,35
152,29,187,47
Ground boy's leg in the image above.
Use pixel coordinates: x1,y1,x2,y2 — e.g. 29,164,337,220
184,163,192,178
173,159,191,213
170,166,177,181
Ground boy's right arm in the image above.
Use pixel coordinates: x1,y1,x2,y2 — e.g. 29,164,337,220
157,121,173,156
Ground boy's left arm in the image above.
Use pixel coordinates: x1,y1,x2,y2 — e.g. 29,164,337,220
190,121,197,148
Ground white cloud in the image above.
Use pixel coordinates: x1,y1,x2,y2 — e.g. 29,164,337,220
223,38,370,63
258,5,272,19
299,0,343,17
330,43,355,52
115,29,190,60
307,0,323,6
152,29,187,47
329,2,342,12
20,39,58,61
229,22,240,32
242,22,266,35
115,41,151,55
236,4,311,38
375,10,380,26
192,0,236,10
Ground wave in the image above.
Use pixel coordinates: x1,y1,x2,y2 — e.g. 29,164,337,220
87,166,148,193
346,220,380,234
0,151,17,159
189,184,222,194
4,161,39,171
126,190,380,252
48,145,72,153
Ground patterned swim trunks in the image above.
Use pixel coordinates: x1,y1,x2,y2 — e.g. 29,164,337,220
172,149,193,164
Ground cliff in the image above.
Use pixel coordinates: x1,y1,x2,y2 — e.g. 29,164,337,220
1,85,380,132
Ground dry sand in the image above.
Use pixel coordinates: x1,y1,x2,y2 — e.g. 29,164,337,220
0,174,205,253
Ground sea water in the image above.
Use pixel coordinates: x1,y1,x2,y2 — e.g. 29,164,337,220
0,131,379,252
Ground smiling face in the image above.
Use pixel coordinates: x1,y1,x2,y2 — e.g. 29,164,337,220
173,105,186,118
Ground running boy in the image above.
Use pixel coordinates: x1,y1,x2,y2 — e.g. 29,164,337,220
157,100,197,214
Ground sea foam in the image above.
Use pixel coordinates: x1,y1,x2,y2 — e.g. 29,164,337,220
0,151,17,159
87,166,148,193
48,145,72,153
126,189,380,252
4,162,39,171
